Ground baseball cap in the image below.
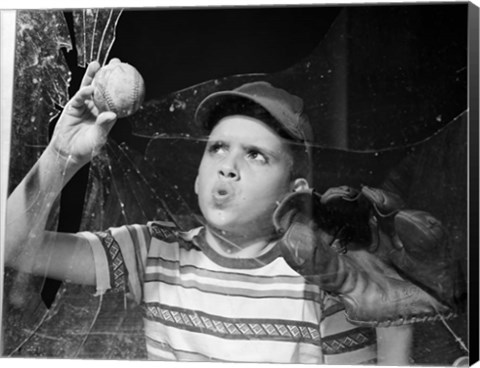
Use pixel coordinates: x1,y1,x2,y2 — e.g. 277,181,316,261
194,81,313,146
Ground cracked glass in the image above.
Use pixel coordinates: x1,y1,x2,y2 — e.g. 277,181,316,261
2,5,470,365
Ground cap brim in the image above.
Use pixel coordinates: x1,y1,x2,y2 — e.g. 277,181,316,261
194,90,275,132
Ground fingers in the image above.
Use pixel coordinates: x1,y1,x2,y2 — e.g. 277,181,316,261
67,57,123,117
108,58,121,65
68,85,94,110
80,58,122,89
81,61,101,88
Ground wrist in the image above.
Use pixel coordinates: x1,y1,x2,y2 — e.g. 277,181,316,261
42,144,88,180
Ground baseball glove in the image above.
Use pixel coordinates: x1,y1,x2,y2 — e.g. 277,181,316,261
325,185,458,307
272,187,456,327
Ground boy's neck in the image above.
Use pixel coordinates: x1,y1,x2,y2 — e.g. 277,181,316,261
205,226,277,259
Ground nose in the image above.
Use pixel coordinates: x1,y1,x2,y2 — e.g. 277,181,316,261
219,157,240,181
219,165,239,181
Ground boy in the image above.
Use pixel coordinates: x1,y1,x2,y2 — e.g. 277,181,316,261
5,59,413,363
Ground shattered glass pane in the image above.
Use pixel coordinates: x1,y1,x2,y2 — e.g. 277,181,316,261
81,141,201,231
3,8,127,359
73,9,123,67
8,10,72,192
3,11,73,354
3,5,469,365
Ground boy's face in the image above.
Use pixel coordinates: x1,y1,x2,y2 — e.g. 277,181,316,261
195,115,294,241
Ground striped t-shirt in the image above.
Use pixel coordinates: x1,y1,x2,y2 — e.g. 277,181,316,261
80,221,377,363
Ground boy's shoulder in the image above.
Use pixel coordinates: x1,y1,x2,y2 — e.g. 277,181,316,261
147,220,178,241
146,220,202,247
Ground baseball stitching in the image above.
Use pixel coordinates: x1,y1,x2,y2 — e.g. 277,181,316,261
97,81,118,115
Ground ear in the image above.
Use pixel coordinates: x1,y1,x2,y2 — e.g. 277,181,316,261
194,176,199,195
291,178,310,192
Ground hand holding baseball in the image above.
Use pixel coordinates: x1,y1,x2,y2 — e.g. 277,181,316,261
50,59,119,166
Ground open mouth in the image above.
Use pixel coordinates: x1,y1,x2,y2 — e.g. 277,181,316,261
212,184,234,205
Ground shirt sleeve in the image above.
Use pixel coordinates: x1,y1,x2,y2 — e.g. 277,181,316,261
78,223,151,304
320,293,378,365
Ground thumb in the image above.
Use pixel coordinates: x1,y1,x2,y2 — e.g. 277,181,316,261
91,112,117,154
96,111,118,135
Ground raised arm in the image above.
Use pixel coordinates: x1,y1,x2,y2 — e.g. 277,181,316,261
5,60,118,285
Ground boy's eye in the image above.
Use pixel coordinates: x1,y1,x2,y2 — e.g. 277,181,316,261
247,150,268,164
208,142,227,154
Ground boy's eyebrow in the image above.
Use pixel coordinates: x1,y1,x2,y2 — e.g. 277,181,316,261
206,138,230,148
242,143,282,158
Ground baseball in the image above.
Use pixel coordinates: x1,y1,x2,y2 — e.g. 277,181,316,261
92,62,146,118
